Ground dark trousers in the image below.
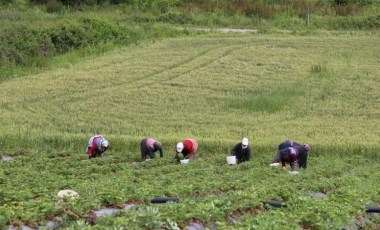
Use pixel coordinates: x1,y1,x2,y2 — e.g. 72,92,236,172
298,151,308,169
272,150,304,171
89,151,103,159
140,138,155,160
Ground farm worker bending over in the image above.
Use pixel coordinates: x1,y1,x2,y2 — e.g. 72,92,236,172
230,138,251,164
140,137,164,160
272,140,311,169
87,135,110,159
277,147,300,172
174,138,198,161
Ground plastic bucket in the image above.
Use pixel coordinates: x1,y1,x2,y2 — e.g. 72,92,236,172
226,156,237,165
180,159,189,164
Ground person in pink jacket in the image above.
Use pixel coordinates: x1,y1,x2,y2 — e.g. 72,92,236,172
140,137,164,160
87,135,109,159
173,138,198,161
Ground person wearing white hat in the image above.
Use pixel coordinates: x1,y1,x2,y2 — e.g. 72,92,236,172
87,135,110,159
272,140,311,170
230,138,251,164
173,138,198,162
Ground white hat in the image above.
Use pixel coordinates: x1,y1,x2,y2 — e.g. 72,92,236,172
102,140,109,148
242,138,249,146
176,142,184,152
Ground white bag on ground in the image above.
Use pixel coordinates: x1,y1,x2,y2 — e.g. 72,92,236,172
57,189,79,198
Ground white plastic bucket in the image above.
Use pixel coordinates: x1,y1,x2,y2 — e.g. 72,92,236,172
226,156,237,165
180,159,189,164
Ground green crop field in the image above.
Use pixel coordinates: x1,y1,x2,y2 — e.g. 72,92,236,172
0,32,379,229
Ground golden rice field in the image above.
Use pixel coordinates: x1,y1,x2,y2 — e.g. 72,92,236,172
0,32,379,151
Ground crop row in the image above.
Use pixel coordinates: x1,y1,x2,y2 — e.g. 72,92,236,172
0,148,379,229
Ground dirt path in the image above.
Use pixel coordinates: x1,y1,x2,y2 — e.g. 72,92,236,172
177,27,258,33
213,28,258,33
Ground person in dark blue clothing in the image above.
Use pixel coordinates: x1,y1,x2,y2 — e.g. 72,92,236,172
272,140,311,171
230,138,251,164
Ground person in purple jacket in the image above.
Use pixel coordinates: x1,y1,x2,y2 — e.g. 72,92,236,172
272,140,311,171
140,138,164,160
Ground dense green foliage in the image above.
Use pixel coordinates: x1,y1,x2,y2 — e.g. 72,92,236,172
1,17,132,64
0,148,379,229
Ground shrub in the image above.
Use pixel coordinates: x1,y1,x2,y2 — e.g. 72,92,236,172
364,14,380,29
334,2,362,16
0,25,54,66
48,21,88,52
329,14,380,29
0,0,14,5
0,16,133,68
335,0,376,6
45,0,64,13
334,0,348,5
157,10,193,24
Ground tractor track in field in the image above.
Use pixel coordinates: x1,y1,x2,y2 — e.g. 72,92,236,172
21,43,250,106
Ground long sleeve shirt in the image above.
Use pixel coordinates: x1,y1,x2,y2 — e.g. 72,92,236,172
176,139,198,159
87,135,104,156
231,142,251,164
280,147,299,171
141,138,164,159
